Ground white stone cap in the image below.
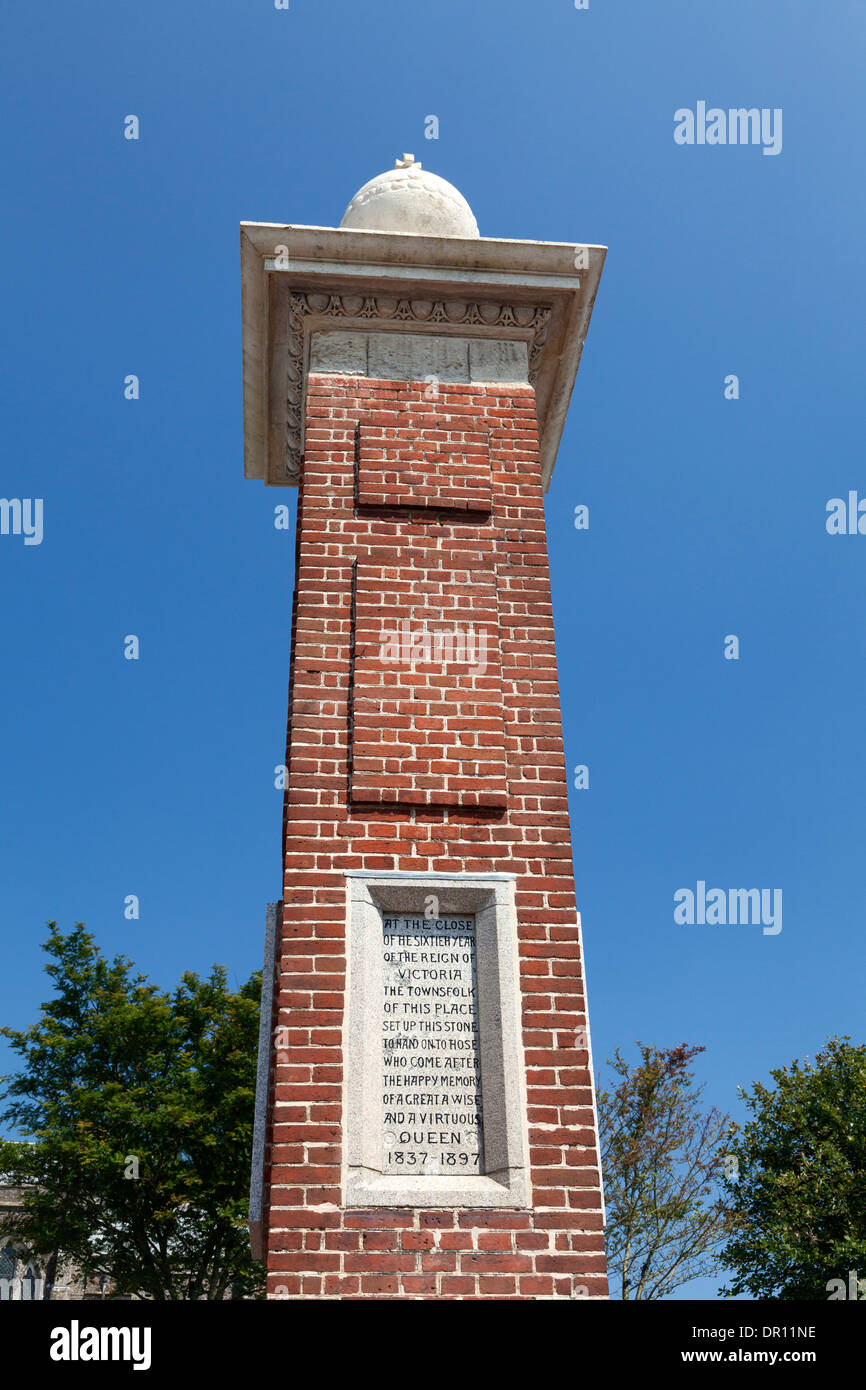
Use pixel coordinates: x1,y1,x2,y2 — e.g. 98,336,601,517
340,154,480,239
240,220,606,491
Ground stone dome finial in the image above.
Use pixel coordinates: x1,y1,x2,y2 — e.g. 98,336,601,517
340,156,479,238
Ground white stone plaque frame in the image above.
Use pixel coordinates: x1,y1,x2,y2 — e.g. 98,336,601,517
343,871,531,1208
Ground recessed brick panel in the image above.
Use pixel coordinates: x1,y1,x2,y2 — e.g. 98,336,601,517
357,421,492,511
350,554,507,808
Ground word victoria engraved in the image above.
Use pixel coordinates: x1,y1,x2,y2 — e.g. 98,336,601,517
381,914,484,1174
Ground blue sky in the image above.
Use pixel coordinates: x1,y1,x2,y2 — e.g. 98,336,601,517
1,0,863,1299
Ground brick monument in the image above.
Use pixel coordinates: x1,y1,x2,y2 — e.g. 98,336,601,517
242,156,608,1299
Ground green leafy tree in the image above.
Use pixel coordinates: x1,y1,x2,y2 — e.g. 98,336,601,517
720,1036,866,1300
0,923,265,1300
598,1042,734,1299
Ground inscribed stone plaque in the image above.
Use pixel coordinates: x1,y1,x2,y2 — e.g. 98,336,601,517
381,913,484,1176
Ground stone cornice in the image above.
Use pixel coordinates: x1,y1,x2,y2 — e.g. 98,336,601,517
240,223,606,490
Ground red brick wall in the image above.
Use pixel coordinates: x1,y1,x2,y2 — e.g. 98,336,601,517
357,419,492,510
265,371,607,1299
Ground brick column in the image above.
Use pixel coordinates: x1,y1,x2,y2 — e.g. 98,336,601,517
240,163,608,1300
261,351,607,1299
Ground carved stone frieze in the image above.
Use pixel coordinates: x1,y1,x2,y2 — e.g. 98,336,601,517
284,292,552,483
